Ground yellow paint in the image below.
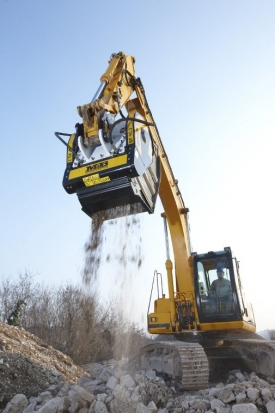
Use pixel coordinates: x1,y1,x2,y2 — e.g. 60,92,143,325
199,320,256,333
67,134,75,163
83,174,110,187
68,154,128,179
135,124,147,132
148,312,173,334
127,121,134,145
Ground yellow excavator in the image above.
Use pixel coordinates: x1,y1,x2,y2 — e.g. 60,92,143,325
56,52,275,389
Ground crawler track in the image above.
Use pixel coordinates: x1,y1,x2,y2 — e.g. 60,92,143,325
140,341,209,390
204,339,275,378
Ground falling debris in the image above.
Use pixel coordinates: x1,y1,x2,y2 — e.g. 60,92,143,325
82,205,144,286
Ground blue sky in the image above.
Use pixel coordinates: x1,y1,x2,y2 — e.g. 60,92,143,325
1,0,274,331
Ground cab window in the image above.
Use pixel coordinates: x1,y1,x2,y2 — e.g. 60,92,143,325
196,258,234,316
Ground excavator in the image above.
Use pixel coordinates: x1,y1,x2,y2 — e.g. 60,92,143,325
56,52,275,389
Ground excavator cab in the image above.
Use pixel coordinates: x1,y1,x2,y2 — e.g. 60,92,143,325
193,247,256,330
148,246,255,336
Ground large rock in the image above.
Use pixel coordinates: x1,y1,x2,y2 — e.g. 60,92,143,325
111,383,132,413
266,401,275,413
36,397,69,413
218,385,236,403
210,398,226,411
246,388,260,402
88,400,108,413
120,374,135,389
136,401,157,413
84,364,104,380
106,376,118,390
67,385,94,409
232,404,259,413
3,394,28,413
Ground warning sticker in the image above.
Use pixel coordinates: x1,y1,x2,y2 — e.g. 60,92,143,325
127,121,134,145
83,174,110,187
69,154,127,180
67,134,75,163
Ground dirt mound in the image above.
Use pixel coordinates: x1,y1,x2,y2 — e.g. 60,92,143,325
0,322,86,410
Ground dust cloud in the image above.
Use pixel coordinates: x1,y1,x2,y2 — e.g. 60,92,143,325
81,205,147,343
82,205,144,288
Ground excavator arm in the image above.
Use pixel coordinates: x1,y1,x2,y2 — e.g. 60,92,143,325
76,52,136,146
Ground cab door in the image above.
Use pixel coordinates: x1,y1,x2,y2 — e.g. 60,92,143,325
194,249,243,323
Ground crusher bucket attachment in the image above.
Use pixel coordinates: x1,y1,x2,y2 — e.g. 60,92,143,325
61,113,160,219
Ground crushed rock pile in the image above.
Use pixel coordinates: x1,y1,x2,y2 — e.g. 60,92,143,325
2,323,275,413
4,361,275,413
0,323,86,410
